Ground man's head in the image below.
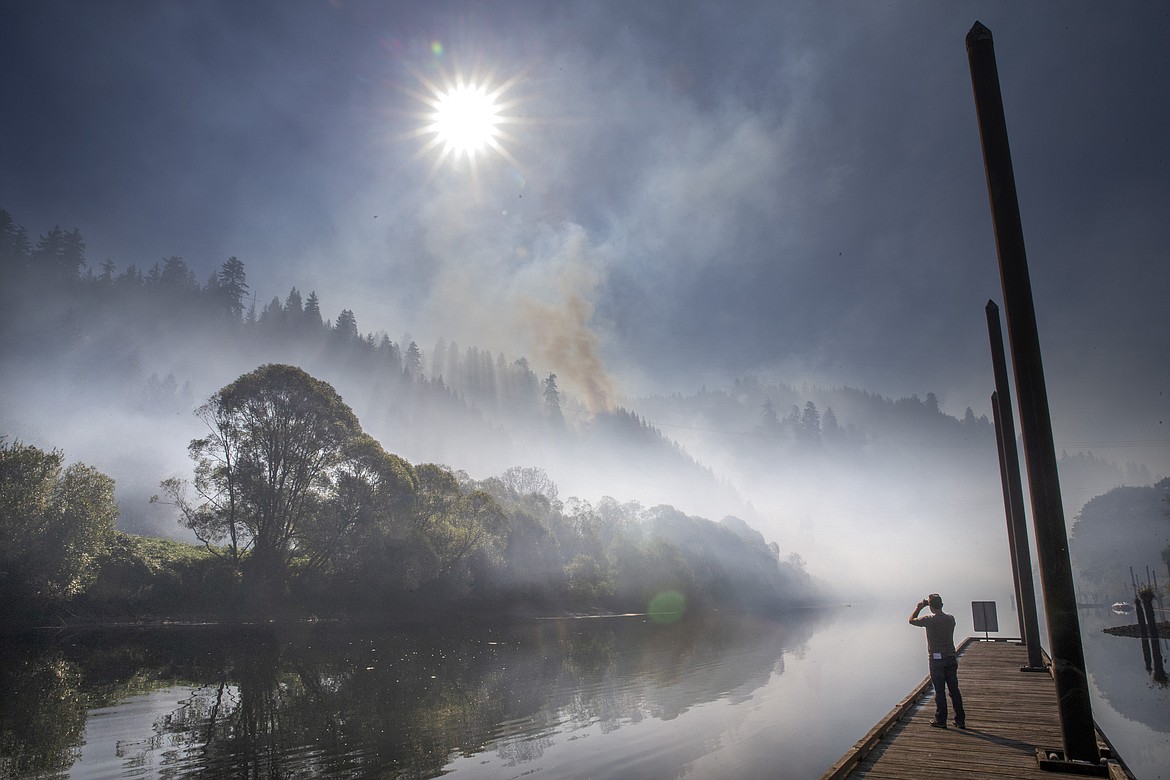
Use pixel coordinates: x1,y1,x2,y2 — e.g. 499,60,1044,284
928,593,944,611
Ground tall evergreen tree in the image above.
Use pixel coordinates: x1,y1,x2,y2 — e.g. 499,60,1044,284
158,256,197,290
544,373,564,425
334,309,358,341
259,297,283,326
404,341,422,379
303,291,322,328
33,226,86,282
215,256,249,321
822,407,841,442
285,287,303,315
377,334,401,372
800,401,821,443
0,208,31,274
118,264,144,286
513,357,537,405
925,392,941,415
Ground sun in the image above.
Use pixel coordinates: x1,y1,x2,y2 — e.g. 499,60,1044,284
430,83,501,159
407,67,523,173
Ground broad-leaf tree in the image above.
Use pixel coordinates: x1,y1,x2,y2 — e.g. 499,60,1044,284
0,439,117,607
301,433,418,578
413,464,506,588
159,364,363,595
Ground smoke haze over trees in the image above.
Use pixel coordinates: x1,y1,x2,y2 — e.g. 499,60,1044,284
1,207,1163,605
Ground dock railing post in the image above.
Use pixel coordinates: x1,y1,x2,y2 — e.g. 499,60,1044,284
966,21,1099,762
987,303,1045,671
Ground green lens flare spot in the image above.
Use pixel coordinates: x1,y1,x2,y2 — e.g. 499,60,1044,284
648,590,686,624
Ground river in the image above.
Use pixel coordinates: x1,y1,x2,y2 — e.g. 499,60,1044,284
0,602,1166,779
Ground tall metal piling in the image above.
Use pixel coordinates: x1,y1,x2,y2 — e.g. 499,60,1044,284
987,303,1044,670
966,21,1098,762
991,392,1026,638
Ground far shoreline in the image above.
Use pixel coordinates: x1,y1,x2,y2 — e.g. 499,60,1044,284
1102,621,1170,638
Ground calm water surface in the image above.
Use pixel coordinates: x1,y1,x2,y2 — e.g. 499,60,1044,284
1,603,1165,779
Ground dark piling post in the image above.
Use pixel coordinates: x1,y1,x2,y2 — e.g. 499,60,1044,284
1138,589,1167,681
1139,590,1161,645
1135,595,1149,639
1135,595,1152,671
992,392,1026,637
988,302,1044,669
966,21,1098,761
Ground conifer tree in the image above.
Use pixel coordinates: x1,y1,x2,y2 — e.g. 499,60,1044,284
404,341,422,378
215,256,249,321
304,291,322,328
544,373,564,425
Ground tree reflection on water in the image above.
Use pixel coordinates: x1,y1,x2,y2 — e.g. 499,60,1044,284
0,610,820,778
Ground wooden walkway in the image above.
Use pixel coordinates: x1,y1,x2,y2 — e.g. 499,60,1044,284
821,640,1134,779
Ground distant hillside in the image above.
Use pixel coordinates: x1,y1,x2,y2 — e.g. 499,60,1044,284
1069,478,1170,601
2,206,1160,599
0,208,747,538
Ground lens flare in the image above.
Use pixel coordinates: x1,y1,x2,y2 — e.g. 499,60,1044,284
648,590,686,624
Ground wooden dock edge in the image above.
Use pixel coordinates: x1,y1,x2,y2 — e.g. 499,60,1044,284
819,672,933,780
816,639,976,780
818,638,1136,780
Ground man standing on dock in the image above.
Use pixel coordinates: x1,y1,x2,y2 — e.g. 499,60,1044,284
909,593,966,729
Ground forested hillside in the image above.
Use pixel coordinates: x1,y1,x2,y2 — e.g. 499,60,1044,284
1,209,749,528
2,207,1160,607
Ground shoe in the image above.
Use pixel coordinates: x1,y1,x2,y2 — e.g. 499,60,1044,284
953,721,966,729
929,720,947,729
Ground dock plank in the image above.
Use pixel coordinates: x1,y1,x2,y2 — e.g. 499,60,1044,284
820,640,1134,779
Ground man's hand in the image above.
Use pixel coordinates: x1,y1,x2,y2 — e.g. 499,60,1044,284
909,599,928,624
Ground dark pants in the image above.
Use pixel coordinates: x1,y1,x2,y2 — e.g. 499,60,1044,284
928,655,966,725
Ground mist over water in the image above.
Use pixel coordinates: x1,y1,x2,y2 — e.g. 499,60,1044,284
1,241,1162,608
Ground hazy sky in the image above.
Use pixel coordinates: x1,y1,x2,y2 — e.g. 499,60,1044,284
3,1,1168,474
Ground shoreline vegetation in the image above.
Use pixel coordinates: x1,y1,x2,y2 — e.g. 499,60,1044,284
5,601,840,637
3,391,820,630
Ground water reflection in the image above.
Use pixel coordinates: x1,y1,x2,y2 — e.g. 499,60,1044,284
1079,607,1170,780
0,611,822,778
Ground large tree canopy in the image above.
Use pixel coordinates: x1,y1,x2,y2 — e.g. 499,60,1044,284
160,364,366,593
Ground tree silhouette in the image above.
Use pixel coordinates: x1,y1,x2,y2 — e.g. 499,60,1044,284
32,225,85,282
215,256,249,321
159,365,363,599
0,208,31,274
0,440,117,609
334,309,358,341
543,373,564,425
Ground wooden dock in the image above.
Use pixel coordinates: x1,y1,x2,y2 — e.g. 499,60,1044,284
821,639,1134,779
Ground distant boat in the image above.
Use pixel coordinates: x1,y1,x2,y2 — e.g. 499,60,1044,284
1111,601,1134,614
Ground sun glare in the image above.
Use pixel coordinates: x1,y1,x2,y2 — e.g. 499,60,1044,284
408,67,523,174
431,84,501,158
